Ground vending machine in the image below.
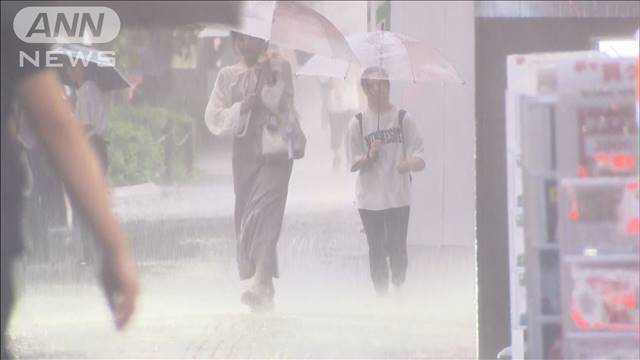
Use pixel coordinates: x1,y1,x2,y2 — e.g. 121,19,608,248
555,56,638,359
506,51,639,359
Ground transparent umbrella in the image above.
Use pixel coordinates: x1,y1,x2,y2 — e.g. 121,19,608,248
297,30,464,84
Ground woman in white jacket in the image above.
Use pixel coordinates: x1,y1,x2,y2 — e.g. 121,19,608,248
204,31,295,312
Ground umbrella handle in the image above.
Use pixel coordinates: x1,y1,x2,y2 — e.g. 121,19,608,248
254,68,263,94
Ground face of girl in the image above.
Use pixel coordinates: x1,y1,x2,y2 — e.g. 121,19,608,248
364,78,390,105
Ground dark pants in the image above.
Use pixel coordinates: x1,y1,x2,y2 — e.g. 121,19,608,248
358,206,410,296
24,146,67,263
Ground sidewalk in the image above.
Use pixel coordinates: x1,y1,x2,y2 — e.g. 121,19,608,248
10,245,476,359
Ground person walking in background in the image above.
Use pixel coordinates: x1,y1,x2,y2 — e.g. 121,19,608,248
14,104,68,264
63,62,109,172
319,78,332,131
325,77,359,170
2,4,138,356
346,67,426,298
204,31,297,312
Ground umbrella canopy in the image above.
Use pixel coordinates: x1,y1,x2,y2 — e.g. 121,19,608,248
296,55,351,80
225,1,358,64
297,30,464,84
51,44,130,92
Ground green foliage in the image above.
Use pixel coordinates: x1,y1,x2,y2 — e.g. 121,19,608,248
107,104,193,186
109,26,201,74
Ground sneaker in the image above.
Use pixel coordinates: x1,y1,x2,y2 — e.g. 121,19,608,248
241,289,275,313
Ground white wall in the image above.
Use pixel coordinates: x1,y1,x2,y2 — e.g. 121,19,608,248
390,1,476,247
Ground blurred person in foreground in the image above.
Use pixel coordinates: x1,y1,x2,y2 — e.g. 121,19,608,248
345,67,425,298
1,5,138,358
62,61,109,266
205,31,296,312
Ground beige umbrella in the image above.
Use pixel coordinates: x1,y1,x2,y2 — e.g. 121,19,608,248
225,1,358,64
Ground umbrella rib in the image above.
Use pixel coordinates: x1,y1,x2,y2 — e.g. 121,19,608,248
403,41,418,83
410,54,417,83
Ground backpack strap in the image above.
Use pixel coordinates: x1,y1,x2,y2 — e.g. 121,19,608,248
398,109,412,183
398,109,407,159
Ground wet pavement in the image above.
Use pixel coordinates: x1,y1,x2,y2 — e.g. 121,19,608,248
9,240,476,359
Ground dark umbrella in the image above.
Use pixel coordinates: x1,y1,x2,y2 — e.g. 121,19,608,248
52,44,130,92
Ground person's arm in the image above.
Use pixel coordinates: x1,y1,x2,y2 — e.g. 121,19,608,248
397,156,425,173
351,139,382,172
351,157,367,172
346,116,379,172
350,154,370,172
17,70,138,330
411,156,426,171
278,59,295,110
204,68,254,136
397,113,426,174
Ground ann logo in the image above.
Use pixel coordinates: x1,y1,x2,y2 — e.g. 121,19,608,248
14,7,120,44
26,12,104,39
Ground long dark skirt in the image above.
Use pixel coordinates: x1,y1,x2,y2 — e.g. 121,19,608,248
232,115,293,280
